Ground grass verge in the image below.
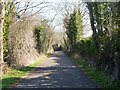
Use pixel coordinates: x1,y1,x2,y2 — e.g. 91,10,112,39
1,55,49,89
68,55,119,88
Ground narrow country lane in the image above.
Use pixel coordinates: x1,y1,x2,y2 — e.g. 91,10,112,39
11,51,99,88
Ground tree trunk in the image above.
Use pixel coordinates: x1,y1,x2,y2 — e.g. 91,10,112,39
87,3,97,37
0,1,5,75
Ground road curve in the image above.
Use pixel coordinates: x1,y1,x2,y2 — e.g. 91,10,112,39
11,51,99,88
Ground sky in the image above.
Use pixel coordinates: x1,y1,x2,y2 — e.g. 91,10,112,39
40,1,93,37
16,0,93,37
15,0,120,37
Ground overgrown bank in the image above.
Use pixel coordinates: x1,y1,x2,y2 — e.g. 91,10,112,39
63,2,120,88
64,35,120,88
2,13,55,87
66,53,119,88
1,2,57,75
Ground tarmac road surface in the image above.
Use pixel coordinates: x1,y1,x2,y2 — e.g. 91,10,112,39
11,51,99,88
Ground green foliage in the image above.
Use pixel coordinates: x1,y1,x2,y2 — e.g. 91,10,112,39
64,10,84,51
67,10,78,46
3,17,10,57
76,10,84,41
78,37,97,57
3,2,17,60
34,26,45,51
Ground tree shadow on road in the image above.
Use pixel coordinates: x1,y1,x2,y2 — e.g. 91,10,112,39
2,51,99,89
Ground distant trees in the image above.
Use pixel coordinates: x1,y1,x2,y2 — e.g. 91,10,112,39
34,26,45,52
34,20,55,54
